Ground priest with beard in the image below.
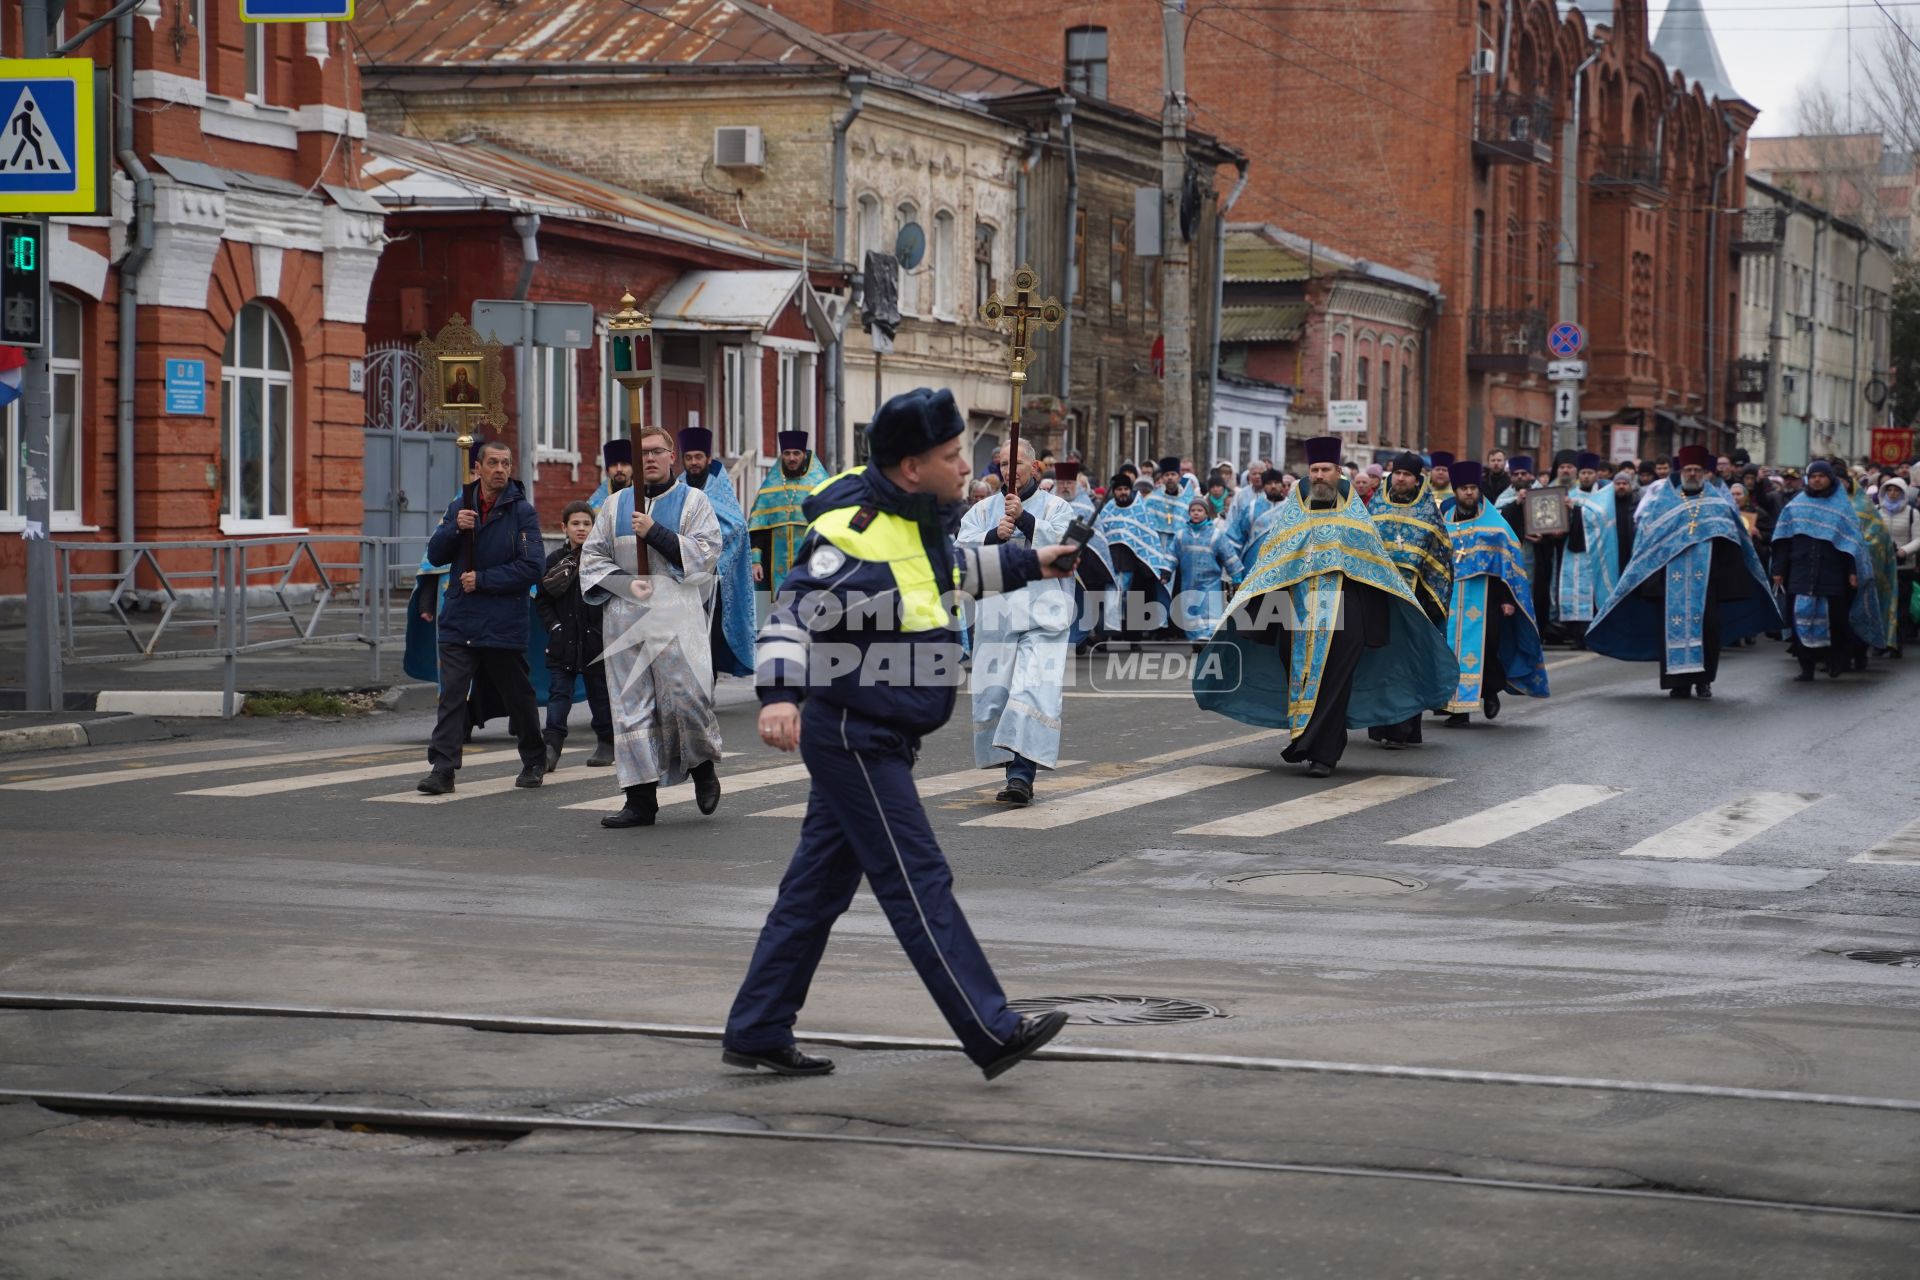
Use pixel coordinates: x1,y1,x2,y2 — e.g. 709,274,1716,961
1365,451,1452,748
677,426,756,680
1770,459,1879,681
748,431,831,593
1441,463,1549,725
588,437,633,512
1194,437,1456,777
1495,454,1560,637
1588,446,1778,698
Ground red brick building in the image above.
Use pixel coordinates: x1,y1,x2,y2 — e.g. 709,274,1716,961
1,3,379,596
360,133,842,520
778,0,1757,463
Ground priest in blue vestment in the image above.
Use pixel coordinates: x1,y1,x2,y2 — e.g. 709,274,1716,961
1557,451,1625,646
1193,437,1458,777
1441,463,1549,725
1365,451,1452,746
1094,470,1176,641
1225,469,1287,566
588,437,633,512
1173,497,1245,640
1589,446,1779,698
676,426,756,679
1769,459,1880,682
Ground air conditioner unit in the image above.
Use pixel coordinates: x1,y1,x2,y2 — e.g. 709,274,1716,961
714,126,766,169
1471,49,1496,76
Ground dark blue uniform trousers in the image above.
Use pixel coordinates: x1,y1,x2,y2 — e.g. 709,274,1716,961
724,701,1021,1066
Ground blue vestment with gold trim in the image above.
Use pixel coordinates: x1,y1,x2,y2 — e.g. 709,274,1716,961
1444,504,1548,711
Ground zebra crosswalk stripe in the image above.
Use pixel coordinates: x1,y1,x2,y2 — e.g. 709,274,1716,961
185,750,520,797
1616,792,1822,860
964,764,1263,831
0,745,401,792
1389,782,1624,849
750,761,1091,818
369,752,603,804
1852,817,1920,866
0,738,278,779
1178,774,1451,839
560,762,813,813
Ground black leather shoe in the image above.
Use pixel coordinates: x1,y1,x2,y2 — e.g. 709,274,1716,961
722,1045,835,1076
1696,683,1713,700
981,1010,1069,1081
1305,761,1333,779
1482,691,1501,720
601,784,657,828
1443,712,1471,727
692,761,721,815
995,777,1033,805
543,731,564,774
515,764,544,788
1668,685,1692,699
1793,670,1815,683
415,770,454,796
587,737,615,768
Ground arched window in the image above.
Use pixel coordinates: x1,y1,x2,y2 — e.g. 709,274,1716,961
1327,348,1343,402
1355,355,1371,421
855,193,881,263
932,209,956,317
1400,361,1412,441
1380,354,1393,445
896,200,920,316
974,221,996,313
220,302,294,527
3,291,84,525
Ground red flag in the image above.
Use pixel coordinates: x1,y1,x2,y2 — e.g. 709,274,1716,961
1872,428,1913,466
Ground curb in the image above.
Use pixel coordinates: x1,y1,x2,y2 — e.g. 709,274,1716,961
0,714,171,758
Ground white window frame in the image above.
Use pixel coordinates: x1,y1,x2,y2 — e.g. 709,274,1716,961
533,346,579,465
896,200,921,317
932,209,957,319
245,20,268,104
219,302,299,534
2,292,90,531
722,346,750,460
776,348,816,450
855,193,882,264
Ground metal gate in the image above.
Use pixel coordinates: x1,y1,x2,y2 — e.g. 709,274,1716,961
362,343,457,552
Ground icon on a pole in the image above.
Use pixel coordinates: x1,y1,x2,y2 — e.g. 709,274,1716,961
1546,322,1585,360
0,60,95,213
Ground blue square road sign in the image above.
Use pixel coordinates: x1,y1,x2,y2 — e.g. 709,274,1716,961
241,0,356,20
0,59,96,215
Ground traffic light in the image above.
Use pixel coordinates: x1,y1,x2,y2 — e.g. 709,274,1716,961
0,219,47,348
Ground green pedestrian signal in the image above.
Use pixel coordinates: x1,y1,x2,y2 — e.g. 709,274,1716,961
0,217,46,347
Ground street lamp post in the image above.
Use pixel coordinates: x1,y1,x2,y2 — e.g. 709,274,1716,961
605,291,655,435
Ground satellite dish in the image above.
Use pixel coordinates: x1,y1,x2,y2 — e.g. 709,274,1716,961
895,222,926,270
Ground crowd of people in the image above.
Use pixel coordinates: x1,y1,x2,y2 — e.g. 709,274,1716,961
390,384,1919,1082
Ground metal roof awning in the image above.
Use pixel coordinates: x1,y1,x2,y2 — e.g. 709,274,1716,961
1219,303,1308,343
648,270,835,345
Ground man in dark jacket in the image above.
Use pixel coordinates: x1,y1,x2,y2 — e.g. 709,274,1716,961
536,501,615,772
417,440,547,794
722,387,1079,1082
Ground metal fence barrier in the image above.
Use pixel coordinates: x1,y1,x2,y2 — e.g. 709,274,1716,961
52,535,440,718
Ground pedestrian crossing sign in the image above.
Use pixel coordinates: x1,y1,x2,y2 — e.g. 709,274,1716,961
0,59,94,214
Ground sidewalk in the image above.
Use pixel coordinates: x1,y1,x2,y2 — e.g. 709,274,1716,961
0,710,174,754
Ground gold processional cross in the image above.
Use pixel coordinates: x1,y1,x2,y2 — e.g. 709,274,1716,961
980,265,1063,468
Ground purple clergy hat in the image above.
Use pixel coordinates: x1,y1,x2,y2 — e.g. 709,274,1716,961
1302,436,1343,466
776,431,809,452
678,426,714,456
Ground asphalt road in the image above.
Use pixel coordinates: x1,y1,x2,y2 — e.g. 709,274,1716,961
2,639,1917,1277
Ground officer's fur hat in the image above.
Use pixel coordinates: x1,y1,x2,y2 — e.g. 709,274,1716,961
867,388,966,467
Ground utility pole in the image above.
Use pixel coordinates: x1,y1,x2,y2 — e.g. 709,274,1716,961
1160,1,1194,463
21,0,60,711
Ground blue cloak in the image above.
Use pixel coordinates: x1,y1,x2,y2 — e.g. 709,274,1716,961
1769,487,1881,648
1194,484,1459,734
1587,481,1780,666
1445,504,1548,710
1095,496,1176,579
683,467,756,677
1367,480,1453,621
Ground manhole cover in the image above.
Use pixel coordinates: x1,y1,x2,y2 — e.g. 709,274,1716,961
1005,994,1224,1025
1218,870,1426,898
1843,949,1920,967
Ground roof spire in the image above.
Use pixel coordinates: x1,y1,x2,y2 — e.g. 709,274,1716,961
1652,0,1742,103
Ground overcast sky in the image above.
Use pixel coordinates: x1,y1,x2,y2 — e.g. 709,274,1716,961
1646,0,1905,136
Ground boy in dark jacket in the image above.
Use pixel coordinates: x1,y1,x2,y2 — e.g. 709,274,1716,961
537,501,615,771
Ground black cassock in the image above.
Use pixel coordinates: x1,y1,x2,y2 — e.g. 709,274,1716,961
1633,538,1750,690
1273,580,1393,768
1368,581,1446,745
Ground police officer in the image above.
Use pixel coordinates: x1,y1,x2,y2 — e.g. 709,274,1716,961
722,388,1079,1081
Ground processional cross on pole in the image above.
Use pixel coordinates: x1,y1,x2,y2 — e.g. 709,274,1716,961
980,264,1063,467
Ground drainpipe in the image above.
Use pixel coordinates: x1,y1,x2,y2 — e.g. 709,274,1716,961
1205,159,1250,455
1849,233,1866,450
1015,132,1043,271
1057,97,1078,411
512,214,540,511
1705,119,1735,455
115,7,154,574
826,74,866,468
